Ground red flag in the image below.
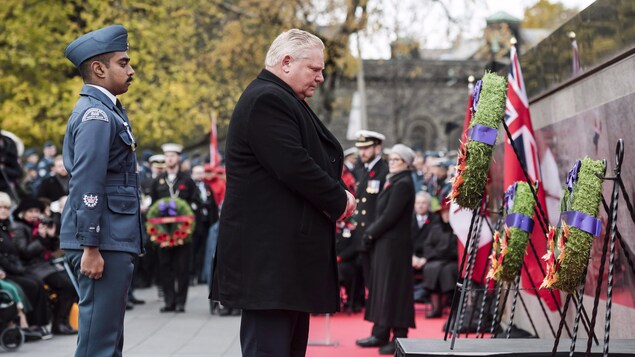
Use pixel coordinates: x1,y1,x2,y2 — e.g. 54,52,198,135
449,85,494,287
504,46,560,310
210,112,220,167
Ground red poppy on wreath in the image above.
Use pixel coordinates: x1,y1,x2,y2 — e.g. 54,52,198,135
146,197,196,249
369,171,375,178
179,184,185,190
425,218,430,225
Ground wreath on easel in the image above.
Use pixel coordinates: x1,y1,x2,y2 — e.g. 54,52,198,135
488,181,537,282
450,71,507,210
146,197,196,248
541,157,605,293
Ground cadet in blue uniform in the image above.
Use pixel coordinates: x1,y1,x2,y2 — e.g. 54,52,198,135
61,25,143,357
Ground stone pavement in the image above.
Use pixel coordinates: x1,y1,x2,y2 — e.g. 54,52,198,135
15,284,243,356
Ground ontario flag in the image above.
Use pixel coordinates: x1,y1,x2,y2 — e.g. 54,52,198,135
449,83,493,287
210,112,220,167
504,45,560,310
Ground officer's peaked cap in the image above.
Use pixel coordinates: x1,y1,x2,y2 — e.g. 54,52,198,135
161,143,183,154
355,130,385,148
65,25,129,68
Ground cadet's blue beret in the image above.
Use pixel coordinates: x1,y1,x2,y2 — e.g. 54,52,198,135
65,25,129,68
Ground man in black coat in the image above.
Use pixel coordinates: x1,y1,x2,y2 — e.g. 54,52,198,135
211,29,355,357
411,191,438,303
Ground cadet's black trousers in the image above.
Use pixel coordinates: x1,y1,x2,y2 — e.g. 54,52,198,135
240,309,310,357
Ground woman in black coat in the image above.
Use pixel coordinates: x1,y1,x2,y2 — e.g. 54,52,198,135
421,202,458,318
359,144,416,355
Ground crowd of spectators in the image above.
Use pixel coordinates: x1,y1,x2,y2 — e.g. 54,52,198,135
0,134,229,342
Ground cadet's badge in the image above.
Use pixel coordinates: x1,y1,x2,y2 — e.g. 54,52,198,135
83,194,99,208
82,108,109,123
366,180,381,194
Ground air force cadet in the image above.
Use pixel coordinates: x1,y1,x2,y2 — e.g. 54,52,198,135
61,25,143,357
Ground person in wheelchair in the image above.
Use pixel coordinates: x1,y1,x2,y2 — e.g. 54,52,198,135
10,197,77,335
0,193,52,340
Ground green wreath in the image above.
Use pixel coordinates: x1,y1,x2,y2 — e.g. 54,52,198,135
488,181,536,283
146,197,196,248
450,71,507,209
541,157,605,293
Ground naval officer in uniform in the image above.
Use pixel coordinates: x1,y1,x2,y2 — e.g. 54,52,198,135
61,25,143,357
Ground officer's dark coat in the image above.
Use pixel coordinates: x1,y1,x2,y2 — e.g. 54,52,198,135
212,69,347,313
60,85,142,254
149,171,199,205
364,170,416,329
354,159,389,231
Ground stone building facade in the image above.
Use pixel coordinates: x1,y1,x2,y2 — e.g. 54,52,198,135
317,58,487,153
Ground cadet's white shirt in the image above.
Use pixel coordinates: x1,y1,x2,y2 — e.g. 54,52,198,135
86,84,117,105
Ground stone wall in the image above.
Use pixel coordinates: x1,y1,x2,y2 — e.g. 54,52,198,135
314,59,487,152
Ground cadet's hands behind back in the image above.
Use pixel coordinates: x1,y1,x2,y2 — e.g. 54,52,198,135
81,246,104,280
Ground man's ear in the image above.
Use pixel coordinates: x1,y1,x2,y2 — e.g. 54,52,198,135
282,55,292,73
91,61,107,79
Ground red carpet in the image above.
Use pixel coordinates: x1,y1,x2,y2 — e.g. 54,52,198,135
306,304,448,357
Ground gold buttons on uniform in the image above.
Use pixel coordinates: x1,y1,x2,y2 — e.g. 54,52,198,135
356,198,360,203
362,197,367,203
355,210,359,215
362,210,366,215
361,222,366,227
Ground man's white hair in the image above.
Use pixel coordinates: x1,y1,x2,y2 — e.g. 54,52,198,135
415,191,432,203
265,29,324,68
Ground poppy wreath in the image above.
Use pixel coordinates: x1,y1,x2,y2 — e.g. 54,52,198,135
450,71,507,210
541,157,605,293
146,197,196,248
487,181,536,283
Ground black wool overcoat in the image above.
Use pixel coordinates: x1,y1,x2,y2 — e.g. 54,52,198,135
364,170,416,329
211,69,347,313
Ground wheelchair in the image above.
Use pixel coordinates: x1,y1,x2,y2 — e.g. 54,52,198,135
0,290,24,351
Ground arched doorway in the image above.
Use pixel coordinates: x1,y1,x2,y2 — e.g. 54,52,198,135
406,118,437,151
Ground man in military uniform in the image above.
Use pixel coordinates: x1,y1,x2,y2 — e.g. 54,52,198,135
352,130,391,348
61,25,143,357
150,143,200,312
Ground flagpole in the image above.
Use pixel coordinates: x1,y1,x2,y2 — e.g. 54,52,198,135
357,33,367,131
210,111,218,167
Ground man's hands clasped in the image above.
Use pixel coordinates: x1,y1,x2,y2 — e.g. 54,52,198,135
339,190,356,221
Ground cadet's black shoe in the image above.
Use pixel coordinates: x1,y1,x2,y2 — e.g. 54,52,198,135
160,305,175,313
175,305,185,313
355,336,387,347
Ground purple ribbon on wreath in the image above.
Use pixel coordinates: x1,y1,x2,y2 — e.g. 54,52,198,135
472,80,482,114
559,210,602,237
158,200,177,217
566,160,581,193
505,212,535,233
504,183,517,215
468,124,498,146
